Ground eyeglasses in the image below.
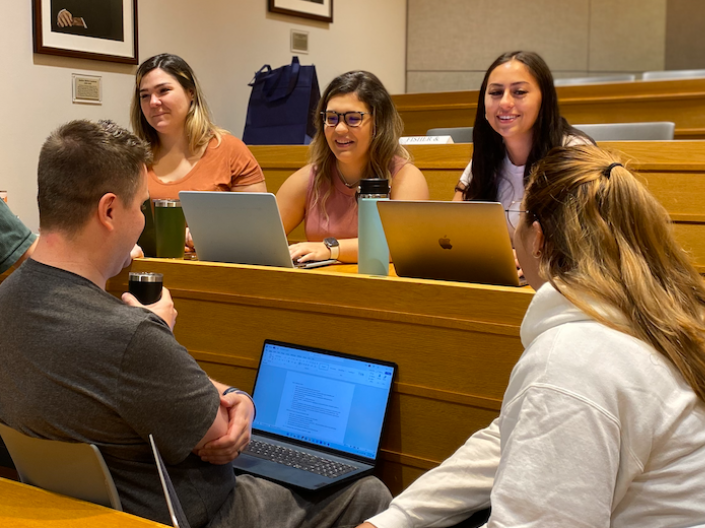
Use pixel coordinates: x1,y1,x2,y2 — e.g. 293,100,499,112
504,200,532,230
321,111,370,128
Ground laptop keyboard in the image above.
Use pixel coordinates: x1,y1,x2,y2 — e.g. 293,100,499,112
244,439,358,478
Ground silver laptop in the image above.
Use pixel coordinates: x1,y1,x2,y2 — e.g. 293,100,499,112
232,340,397,491
149,434,191,528
179,192,334,269
377,200,523,287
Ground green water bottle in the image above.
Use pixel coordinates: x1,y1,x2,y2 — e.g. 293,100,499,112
154,199,186,259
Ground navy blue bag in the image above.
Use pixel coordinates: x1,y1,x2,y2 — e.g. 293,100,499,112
242,57,320,145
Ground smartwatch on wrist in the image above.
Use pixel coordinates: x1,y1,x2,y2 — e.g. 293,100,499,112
323,237,340,260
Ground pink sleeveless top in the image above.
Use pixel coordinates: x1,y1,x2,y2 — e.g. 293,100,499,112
304,157,407,241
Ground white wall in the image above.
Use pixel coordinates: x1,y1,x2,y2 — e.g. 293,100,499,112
0,0,407,231
407,0,667,92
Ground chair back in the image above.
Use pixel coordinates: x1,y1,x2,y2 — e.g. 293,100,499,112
643,69,705,81
572,121,675,141
427,127,474,143
0,422,122,511
554,74,636,86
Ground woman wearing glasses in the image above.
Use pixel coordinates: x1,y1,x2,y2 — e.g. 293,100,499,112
452,51,592,239
131,54,266,202
360,145,705,528
276,71,429,264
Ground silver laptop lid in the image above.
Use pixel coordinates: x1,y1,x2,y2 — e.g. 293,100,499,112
179,192,294,268
149,434,191,528
378,200,521,287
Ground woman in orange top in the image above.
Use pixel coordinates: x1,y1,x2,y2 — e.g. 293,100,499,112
130,54,266,201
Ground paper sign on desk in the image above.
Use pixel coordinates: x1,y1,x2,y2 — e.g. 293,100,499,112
399,136,454,144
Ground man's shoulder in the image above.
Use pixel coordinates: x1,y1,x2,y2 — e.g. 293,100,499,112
0,260,167,335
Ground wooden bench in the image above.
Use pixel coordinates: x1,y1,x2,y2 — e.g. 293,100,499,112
390,78,705,140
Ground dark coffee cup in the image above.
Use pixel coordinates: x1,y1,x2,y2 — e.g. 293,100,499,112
128,272,163,305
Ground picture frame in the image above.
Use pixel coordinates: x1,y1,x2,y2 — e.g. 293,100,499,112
268,0,333,23
32,0,138,65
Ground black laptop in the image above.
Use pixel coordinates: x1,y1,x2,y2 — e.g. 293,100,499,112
232,340,397,491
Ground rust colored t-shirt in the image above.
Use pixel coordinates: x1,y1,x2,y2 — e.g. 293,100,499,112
147,134,264,200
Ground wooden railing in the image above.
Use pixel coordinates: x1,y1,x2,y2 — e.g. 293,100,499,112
250,141,705,273
391,78,705,139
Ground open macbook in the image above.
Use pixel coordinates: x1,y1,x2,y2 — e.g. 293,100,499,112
377,200,524,286
232,340,397,491
179,192,335,269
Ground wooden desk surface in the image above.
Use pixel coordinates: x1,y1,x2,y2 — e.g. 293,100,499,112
107,259,533,494
0,478,167,528
251,141,705,273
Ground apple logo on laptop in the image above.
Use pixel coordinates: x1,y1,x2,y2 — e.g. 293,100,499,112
439,236,452,250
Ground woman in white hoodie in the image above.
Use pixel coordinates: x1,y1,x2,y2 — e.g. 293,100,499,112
361,145,705,528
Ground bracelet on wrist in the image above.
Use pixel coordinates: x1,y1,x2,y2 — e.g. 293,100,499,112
222,387,257,419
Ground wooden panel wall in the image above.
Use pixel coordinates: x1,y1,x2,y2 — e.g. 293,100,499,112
106,261,533,495
391,78,705,139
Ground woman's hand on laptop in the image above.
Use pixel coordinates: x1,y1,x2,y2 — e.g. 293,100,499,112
185,227,195,252
196,392,255,464
513,249,525,279
289,241,329,263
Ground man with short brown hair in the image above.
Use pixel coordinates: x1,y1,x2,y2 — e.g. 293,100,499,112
0,119,390,527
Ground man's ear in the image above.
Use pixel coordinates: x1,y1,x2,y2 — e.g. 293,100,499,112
97,193,118,232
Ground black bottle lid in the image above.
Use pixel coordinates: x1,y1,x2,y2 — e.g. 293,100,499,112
358,178,390,197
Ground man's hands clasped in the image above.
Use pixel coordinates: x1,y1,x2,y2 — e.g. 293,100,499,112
196,392,255,464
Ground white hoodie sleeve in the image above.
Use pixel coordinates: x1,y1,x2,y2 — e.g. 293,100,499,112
366,418,500,528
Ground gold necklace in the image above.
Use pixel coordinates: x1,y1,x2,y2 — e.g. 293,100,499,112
336,162,359,189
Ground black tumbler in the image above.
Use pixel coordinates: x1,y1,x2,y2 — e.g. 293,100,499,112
128,272,163,305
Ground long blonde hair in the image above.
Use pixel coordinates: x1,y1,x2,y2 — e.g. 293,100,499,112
309,71,410,214
523,145,705,401
130,54,228,155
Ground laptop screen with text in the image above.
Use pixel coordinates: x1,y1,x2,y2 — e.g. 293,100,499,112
252,342,395,461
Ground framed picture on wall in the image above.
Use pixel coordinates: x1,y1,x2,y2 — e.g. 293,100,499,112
268,0,333,23
32,0,138,64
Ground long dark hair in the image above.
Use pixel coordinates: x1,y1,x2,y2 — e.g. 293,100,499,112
464,51,592,201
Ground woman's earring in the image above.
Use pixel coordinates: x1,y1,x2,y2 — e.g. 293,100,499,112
533,249,542,258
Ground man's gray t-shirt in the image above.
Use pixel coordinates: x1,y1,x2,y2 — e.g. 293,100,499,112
0,259,235,527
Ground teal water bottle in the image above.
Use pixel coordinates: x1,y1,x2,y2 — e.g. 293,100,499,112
358,178,390,276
